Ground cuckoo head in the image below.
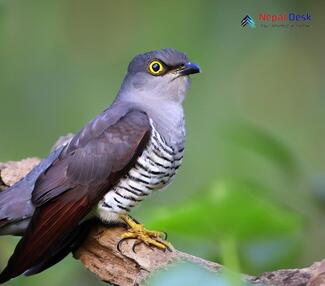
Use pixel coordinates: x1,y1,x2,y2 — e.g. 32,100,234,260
118,48,201,104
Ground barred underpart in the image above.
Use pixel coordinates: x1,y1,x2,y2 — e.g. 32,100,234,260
97,120,184,223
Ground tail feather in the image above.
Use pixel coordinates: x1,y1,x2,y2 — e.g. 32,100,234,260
0,218,96,283
24,218,96,276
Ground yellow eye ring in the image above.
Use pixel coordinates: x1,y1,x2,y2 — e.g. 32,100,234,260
148,60,165,75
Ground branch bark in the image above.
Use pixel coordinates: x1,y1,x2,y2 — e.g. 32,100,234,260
1,157,324,286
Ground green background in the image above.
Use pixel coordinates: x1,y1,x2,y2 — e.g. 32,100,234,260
0,0,324,285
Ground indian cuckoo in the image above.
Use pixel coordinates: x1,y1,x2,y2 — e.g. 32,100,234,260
0,48,200,283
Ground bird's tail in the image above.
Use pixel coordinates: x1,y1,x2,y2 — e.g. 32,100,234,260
0,218,96,284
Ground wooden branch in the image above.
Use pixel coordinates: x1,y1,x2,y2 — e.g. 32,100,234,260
74,225,222,286
1,157,325,286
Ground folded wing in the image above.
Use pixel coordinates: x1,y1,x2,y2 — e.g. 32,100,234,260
0,109,151,283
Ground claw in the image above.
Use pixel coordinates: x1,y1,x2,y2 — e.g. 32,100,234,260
162,231,168,240
117,237,130,253
132,241,142,253
118,214,173,252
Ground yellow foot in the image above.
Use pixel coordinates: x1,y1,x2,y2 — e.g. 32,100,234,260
118,214,173,252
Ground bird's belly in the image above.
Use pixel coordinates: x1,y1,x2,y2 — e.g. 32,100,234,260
97,125,184,223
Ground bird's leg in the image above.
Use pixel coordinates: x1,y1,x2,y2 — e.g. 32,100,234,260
118,214,173,252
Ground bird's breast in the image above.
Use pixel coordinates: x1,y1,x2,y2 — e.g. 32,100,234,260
97,120,184,223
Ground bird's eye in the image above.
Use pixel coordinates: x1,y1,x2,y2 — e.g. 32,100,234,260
148,60,165,76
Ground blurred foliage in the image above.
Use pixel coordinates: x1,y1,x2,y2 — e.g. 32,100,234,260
146,179,303,274
223,123,300,178
147,180,301,239
0,0,324,285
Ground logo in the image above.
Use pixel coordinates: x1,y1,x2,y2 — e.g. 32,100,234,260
241,15,256,28
259,12,311,22
241,12,311,29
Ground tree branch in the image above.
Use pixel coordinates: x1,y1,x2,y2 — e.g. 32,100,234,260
1,157,324,286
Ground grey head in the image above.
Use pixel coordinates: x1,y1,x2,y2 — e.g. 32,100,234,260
115,48,200,144
117,48,200,104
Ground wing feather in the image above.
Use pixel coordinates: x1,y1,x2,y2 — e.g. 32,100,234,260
0,109,151,283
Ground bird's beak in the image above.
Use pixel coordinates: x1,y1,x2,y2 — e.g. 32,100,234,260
177,62,201,76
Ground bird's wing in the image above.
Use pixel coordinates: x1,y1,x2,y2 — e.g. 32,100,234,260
0,145,66,235
0,110,151,283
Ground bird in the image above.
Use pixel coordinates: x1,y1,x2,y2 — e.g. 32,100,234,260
0,48,200,283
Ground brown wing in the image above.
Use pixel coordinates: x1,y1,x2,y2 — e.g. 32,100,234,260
0,110,151,283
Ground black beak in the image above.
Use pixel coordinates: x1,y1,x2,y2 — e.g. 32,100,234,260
177,62,201,76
